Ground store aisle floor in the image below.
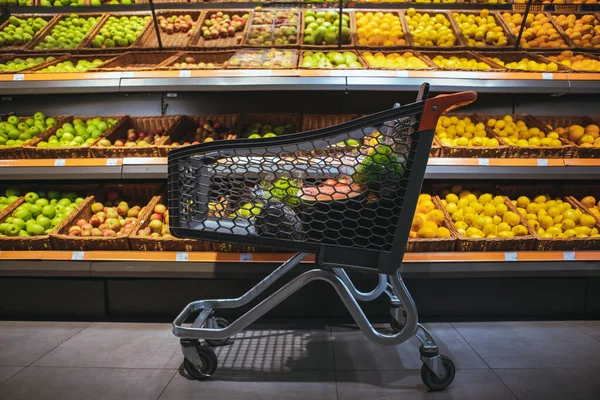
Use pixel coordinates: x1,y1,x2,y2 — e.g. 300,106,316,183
0,320,599,400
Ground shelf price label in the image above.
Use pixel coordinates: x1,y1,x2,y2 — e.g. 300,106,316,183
563,252,576,261
71,251,85,261
179,70,191,78
106,158,118,166
54,159,66,167
240,253,253,262
504,252,518,262
478,158,490,166
13,74,24,81
542,73,554,80
537,159,549,167
176,252,188,262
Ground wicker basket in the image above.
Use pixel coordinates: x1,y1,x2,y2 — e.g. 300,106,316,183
160,50,235,69
89,51,180,71
401,9,466,49
532,114,599,158
0,114,67,159
156,114,241,157
0,14,57,52
359,49,437,70
49,183,160,251
477,113,575,158
353,10,409,49
79,13,153,53
569,194,600,226
300,9,355,50
190,10,252,49
88,115,182,158
0,53,69,75
27,54,119,73
25,13,106,52
225,48,298,69
450,10,517,49
137,11,203,49
541,50,600,72
496,10,574,50
236,113,302,138
479,50,573,72
549,12,600,50
243,8,301,48
421,50,506,71
298,49,368,69
437,113,510,158
301,114,360,131
406,195,457,252
23,115,127,160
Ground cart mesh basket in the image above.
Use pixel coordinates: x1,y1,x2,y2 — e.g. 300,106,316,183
168,88,476,273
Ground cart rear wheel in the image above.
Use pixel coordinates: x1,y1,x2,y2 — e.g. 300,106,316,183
183,345,218,380
420,355,455,391
205,317,231,347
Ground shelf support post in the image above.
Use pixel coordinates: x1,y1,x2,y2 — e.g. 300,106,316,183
148,0,163,50
514,0,534,50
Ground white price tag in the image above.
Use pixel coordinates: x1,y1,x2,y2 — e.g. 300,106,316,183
504,252,518,262
71,251,85,260
542,73,554,80
537,159,549,167
396,70,409,78
179,70,191,78
54,159,66,166
176,252,188,262
122,72,134,78
240,253,253,262
106,158,118,166
13,74,24,81
563,252,576,261
478,158,490,166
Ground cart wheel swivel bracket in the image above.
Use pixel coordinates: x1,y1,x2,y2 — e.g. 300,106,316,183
421,354,446,380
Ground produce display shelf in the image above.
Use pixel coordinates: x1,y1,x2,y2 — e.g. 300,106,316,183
1,157,598,180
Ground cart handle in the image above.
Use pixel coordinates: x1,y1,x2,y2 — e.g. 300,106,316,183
418,91,477,131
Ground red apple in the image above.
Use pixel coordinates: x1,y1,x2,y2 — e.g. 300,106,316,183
150,213,163,222
102,229,116,237
91,228,102,236
114,140,124,147
76,219,87,228
154,204,167,214
89,215,101,227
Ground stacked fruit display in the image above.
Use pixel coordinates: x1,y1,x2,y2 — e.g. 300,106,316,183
34,15,100,50
301,51,362,69
511,195,599,238
409,194,451,239
66,194,142,237
36,59,106,73
0,112,57,148
302,10,351,46
228,49,295,69
546,51,600,71
361,51,429,69
247,8,299,47
551,122,600,148
0,191,84,237
441,187,530,239
553,14,600,48
36,117,119,148
430,55,493,70
355,11,406,47
436,116,500,147
39,0,81,6
579,196,600,219
136,203,170,238
0,56,55,72
0,188,20,213
172,56,217,69
453,10,509,47
170,118,235,146
201,11,249,41
405,9,457,47
488,56,559,71
157,14,195,36
0,16,49,47
96,127,166,148
487,116,562,147
243,120,296,139
91,15,150,48
501,12,568,48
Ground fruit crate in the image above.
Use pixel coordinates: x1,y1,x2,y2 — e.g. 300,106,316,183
0,53,69,75
137,10,203,49
160,50,236,70
406,195,457,253
243,8,301,48
549,12,600,50
400,9,466,49
495,10,575,50
129,194,212,252
225,48,298,69
477,113,576,158
298,50,368,69
0,14,58,52
49,183,160,251
79,13,153,53
353,10,410,50
437,113,510,158
236,113,302,139
532,114,600,158
359,50,437,70
89,51,180,71
89,115,183,158
0,114,67,160
156,114,240,157
479,50,573,72
25,13,107,52
300,9,355,50
420,50,506,72
27,54,119,73
450,10,517,49
190,10,251,49
541,50,600,72
23,115,127,159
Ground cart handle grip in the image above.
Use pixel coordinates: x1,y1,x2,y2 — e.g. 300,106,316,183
418,91,478,131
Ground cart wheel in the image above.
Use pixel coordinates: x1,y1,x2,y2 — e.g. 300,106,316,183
205,317,231,347
420,355,455,391
183,345,218,380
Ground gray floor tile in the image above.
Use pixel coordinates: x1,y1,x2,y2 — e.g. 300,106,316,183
495,368,600,400
335,369,517,400
159,370,337,400
33,323,182,369
568,321,600,341
0,367,23,385
331,323,488,371
0,321,89,367
0,366,175,400
453,321,600,369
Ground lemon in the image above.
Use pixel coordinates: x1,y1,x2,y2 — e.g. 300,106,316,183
495,203,508,216
540,216,554,229
452,210,464,222
562,218,576,230
445,203,458,215
455,221,468,230
446,193,459,203
492,215,502,225
483,204,496,217
516,196,530,208
512,225,528,236
492,196,505,206
534,195,547,204
427,209,445,225
580,214,597,228
417,226,437,238
437,227,451,238
497,222,511,232
503,211,521,227
497,231,514,238
483,224,497,236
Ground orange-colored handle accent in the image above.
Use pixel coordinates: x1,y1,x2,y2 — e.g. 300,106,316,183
418,91,478,131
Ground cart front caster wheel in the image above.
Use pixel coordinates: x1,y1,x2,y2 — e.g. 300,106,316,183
205,317,231,347
420,355,455,391
183,345,218,380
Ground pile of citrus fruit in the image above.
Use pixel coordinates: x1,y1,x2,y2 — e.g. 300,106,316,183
410,194,452,239
355,11,406,47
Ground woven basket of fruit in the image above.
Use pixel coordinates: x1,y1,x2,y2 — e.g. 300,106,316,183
550,13,600,50
353,10,409,49
401,9,466,49
0,185,31,221
236,113,301,139
89,116,182,158
532,115,600,158
190,10,251,49
406,194,457,253
543,50,600,72
478,113,575,158
23,115,126,159
480,51,571,72
156,114,240,157
27,54,119,73
244,8,300,48
451,9,516,49
89,51,180,71
26,13,106,52
300,9,355,49
299,50,368,69
497,11,574,50
360,50,436,70
0,53,69,75
0,14,57,52
49,183,159,251
130,195,212,251
0,187,93,250
421,50,506,72
436,114,510,158
0,113,64,159
137,11,203,49
569,193,600,225
79,13,153,52
160,51,235,69
226,48,298,69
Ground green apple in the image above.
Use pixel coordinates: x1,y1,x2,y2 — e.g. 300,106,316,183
11,217,26,230
35,198,50,207
5,188,20,197
0,222,9,234
5,224,20,236
12,209,31,222
27,223,45,236
24,192,39,204
42,205,56,219
36,215,52,230
57,198,71,207
28,204,42,217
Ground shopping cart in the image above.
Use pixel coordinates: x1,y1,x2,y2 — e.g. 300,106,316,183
167,83,476,391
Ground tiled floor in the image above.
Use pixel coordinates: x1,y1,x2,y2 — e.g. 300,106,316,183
0,320,599,399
